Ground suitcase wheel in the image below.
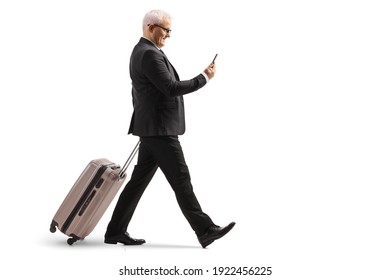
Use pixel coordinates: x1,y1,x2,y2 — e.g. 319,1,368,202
50,220,58,233
67,238,75,245
67,234,80,245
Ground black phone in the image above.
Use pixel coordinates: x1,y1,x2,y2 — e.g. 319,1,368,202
212,54,218,64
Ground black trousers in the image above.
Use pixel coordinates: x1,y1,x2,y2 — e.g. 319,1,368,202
106,136,214,236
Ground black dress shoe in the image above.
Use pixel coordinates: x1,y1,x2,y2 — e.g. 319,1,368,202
198,222,236,248
104,232,145,245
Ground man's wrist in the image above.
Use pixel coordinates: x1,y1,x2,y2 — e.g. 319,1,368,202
201,72,209,83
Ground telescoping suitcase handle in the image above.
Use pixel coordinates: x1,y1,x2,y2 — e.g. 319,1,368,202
119,140,140,179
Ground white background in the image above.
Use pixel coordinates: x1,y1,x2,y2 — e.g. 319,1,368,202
1,0,389,279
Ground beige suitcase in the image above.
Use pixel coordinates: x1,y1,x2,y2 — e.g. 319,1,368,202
50,141,139,245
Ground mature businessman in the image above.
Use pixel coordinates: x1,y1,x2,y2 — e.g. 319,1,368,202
105,9,235,248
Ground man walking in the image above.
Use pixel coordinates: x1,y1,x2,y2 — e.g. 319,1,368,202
105,9,235,248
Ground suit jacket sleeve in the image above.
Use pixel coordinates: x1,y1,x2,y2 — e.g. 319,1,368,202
142,49,207,97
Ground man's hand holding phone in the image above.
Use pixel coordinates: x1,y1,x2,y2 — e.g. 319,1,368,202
204,54,218,80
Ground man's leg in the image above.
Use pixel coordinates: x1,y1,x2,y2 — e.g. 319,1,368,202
106,141,158,236
141,136,214,236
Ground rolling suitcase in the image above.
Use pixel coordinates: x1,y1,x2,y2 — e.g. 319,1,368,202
50,140,140,245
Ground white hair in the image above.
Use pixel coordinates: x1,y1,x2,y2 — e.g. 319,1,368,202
142,9,172,29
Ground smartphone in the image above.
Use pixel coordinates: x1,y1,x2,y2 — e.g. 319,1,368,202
212,54,218,64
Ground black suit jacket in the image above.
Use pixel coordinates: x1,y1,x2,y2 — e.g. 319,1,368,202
128,37,207,136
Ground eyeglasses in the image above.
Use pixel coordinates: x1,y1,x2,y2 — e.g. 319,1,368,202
149,24,172,34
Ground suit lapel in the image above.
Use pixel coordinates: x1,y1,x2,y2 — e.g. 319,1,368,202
160,50,180,81
139,38,180,80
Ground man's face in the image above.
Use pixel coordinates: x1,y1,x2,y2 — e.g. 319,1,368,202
150,17,171,48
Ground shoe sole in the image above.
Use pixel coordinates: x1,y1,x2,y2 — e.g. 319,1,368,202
104,240,118,245
104,239,145,245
